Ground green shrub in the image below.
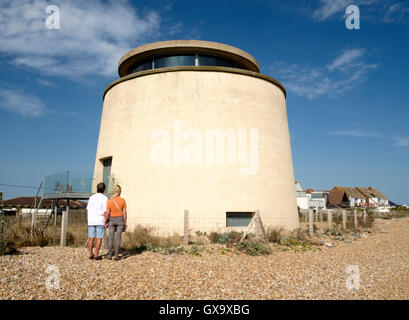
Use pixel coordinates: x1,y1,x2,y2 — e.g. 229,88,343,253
191,230,209,245
236,240,271,256
226,231,242,245
279,237,320,251
190,244,202,256
147,244,186,255
208,231,243,245
217,233,230,244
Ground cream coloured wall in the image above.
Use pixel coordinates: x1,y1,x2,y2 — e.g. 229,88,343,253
93,70,299,235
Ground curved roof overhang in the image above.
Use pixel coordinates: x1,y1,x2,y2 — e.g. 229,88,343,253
118,40,260,77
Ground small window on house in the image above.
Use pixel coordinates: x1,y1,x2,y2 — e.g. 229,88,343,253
226,212,254,227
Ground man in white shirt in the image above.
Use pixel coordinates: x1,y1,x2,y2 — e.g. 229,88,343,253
87,182,108,260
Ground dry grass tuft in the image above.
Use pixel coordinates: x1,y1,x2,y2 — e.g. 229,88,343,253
121,225,182,251
266,226,284,243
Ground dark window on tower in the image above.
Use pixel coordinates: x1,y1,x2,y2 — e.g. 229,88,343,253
198,54,236,68
131,59,153,73
226,212,254,227
154,54,196,68
101,157,112,190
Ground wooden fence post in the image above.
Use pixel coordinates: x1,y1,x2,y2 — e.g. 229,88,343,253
184,210,189,246
319,210,323,222
354,209,358,229
60,208,68,246
309,209,314,237
0,220,6,256
342,209,347,229
328,209,333,229
30,207,37,230
53,203,58,227
363,208,367,224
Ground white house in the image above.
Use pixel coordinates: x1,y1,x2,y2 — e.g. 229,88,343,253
295,182,309,210
356,187,389,207
306,189,328,210
329,186,389,208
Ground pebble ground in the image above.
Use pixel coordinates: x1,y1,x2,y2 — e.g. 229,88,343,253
0,217,408,300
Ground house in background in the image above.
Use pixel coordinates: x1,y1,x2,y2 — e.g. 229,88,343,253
1,196,86,216
295,182,309,210
356,187,389,207
328,186,389,208
305,189,328,210
328,187,366,208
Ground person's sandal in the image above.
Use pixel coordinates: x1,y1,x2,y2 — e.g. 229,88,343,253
94,256,102,260
89,254,94,260
113,257,120,261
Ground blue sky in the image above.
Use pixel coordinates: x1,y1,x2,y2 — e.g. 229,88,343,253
0,0,408,203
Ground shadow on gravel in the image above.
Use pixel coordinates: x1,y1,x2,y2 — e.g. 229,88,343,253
107,246,147,260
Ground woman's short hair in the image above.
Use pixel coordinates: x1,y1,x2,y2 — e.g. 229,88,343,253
112,185,121,197
97,182,106,193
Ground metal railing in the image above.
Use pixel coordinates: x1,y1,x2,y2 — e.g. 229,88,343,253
43,171,116,195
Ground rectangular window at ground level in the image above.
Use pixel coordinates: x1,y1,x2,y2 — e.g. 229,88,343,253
226,212,254,227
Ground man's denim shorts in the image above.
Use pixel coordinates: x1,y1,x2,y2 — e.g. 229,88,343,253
88,225,105,239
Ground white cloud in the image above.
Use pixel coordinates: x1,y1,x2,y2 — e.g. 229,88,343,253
327,48,365,71
394,137,409,147
271,48,378,99
313,0,409,23
313,0,352,21
330,130,384,138
0,0,161,80
36,78,56,87
0,89,46,117
329,131,409,148
383,2,409,23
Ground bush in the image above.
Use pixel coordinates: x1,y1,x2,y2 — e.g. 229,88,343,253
2,216,89,254
279,237,320,251
209,232,219,243
191,230,209,245
217,233,230,244
121,225,157,249
190,244,202,256
121,225,183,254
236,240,271,256
147,244,186,255
208,231,243,245
290,227,307,240
226,231,242,245
5,222,59,251
266,226,283,243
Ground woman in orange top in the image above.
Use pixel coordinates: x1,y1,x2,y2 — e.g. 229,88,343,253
105,185,127,261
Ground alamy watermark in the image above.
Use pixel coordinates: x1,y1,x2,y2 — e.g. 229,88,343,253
346,5,360,30
150,121,259,175
45,5,60,30
45,265,60,291
346,265,360,290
